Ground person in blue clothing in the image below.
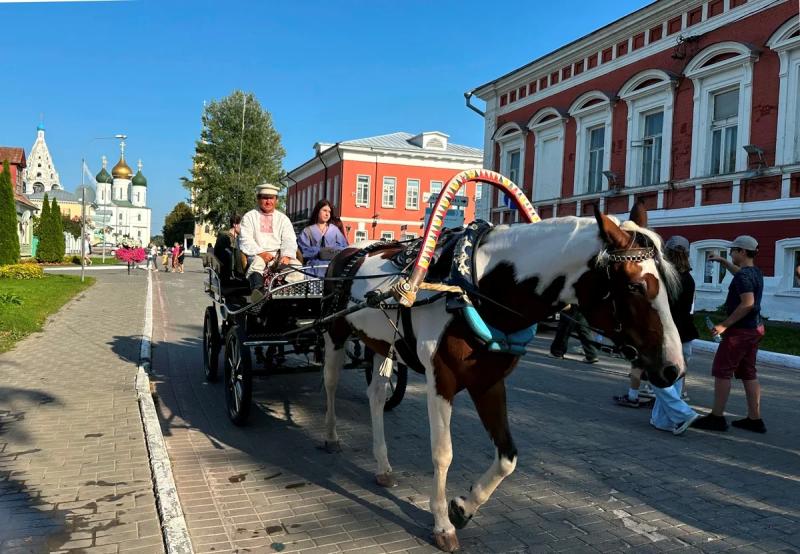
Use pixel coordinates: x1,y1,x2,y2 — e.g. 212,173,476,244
298,200,349,278
693,235,766,433
647,236,700,435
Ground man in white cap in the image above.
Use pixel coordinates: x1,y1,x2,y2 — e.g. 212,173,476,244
693,235,766,433
239,183,298,297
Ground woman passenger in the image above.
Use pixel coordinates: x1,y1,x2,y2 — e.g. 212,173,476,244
298,200,348,278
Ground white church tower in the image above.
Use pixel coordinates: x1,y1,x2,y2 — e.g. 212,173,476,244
131,160,147,207
111,138,133,201
24,123,61,194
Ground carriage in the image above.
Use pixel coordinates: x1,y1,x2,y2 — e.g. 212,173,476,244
202,253,408,425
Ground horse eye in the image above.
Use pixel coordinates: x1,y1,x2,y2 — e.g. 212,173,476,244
627,283,646,294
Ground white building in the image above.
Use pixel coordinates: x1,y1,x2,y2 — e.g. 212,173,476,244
93,139,151,245
24,123,61,194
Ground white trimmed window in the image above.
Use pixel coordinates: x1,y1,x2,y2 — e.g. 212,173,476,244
406,179,420,209
426,180,443,203
333,175,340,205
685,42,758,178
768,19,800,165
382,177,396,208
492,122,525,208
775,238,800,294
620,70,675,187
380,231,394,241
569,92,612,195
401,232,417,240
690,240,731,291
356,175,370,207
354,230,367,242
528,108,566,202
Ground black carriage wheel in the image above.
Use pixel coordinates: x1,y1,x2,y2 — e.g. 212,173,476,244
203,307,221,382
364,351,408,412
224,325,253,425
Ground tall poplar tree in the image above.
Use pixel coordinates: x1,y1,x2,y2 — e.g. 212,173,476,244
0,161,20,265
51,197,65,260
36,193,54,262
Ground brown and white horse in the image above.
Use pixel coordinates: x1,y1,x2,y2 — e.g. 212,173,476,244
322,206,683,551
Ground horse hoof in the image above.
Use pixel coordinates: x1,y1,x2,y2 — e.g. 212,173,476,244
448,497,472,530
324,440,342,453
375,472,397,488
433,529,460,552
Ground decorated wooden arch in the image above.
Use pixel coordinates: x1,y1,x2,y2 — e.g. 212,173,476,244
391,168,540,307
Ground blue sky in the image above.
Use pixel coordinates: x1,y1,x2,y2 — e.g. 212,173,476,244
0,0,651,231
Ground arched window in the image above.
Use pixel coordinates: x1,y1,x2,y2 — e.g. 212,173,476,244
491,122,526,209
569,92,613,195
685,42,758,177
620,70,677,188
768,18,800,165
527,108,566,202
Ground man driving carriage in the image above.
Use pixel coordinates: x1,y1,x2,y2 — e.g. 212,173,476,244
239,182,298,300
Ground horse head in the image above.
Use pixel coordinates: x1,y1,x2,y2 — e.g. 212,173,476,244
576,203,684,388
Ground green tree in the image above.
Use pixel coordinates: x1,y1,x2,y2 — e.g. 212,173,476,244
162,202,195,246
62,215,81,239
182,90,286,229
36,193,55,262
150,235,165,247
0,160,20,265
51,197,65,260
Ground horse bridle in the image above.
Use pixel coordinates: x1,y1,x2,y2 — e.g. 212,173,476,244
573,239,659,362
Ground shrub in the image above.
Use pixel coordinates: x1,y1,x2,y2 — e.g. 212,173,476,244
20,258,38,264
51,198,65,260
0,263,44,279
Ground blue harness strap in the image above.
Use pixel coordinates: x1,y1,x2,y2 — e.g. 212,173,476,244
446,221,538,356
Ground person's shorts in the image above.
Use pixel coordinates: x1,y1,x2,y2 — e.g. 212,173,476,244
711,325,765,380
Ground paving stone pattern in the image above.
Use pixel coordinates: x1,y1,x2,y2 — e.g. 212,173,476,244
0,269,165,553
153,259,800,553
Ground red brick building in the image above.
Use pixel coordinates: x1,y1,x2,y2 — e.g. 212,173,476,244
284,132,483,243
470,0,800,321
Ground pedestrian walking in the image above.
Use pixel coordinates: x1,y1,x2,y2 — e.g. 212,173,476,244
646,236,700,435
161,246,170,272
693,235,766,433
147,243,158,271
549,305,599,363
82,235,92,266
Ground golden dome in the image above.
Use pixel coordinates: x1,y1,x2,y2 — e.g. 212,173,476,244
112,156,133,179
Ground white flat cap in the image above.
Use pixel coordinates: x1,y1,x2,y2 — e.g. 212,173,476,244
256,183,280,196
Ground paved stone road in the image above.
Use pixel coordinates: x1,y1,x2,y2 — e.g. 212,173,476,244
0,269,164,553
153,258,800,553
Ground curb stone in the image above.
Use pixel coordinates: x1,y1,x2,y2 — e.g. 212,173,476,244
693,339,800,369
136,269,194,553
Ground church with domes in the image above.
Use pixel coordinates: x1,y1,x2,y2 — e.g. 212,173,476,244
93,139,151,246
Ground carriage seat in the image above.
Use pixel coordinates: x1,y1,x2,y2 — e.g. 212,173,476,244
207,248,251,298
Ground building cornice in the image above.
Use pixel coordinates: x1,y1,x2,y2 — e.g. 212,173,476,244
472,0,782,114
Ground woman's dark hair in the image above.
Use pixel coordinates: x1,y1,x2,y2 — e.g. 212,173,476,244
307,200,344,233
229,213,242,227
665,247,691,273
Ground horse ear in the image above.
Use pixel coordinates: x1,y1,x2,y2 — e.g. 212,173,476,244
629,200,648,228
593,205,630,249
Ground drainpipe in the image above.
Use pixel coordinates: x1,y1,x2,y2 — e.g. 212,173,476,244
316,145,329,200
464,91,485,118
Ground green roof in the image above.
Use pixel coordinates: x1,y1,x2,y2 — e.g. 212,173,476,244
96,167,113,184
132,170,147,187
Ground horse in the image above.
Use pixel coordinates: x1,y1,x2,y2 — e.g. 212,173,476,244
321,204,684,552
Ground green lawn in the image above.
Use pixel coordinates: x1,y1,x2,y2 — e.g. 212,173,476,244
0,275,94,353
694,311,800,357
87,257,125,265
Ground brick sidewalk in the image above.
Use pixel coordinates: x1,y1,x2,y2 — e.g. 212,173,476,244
0,269,165,554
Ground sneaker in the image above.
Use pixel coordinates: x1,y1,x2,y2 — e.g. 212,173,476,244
731,417,767,433
691,413,728,431
548,352,565,359
638,383,655,398
673,413,700,436
583,357,599,364
613,395,643,408
680,391,690,402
